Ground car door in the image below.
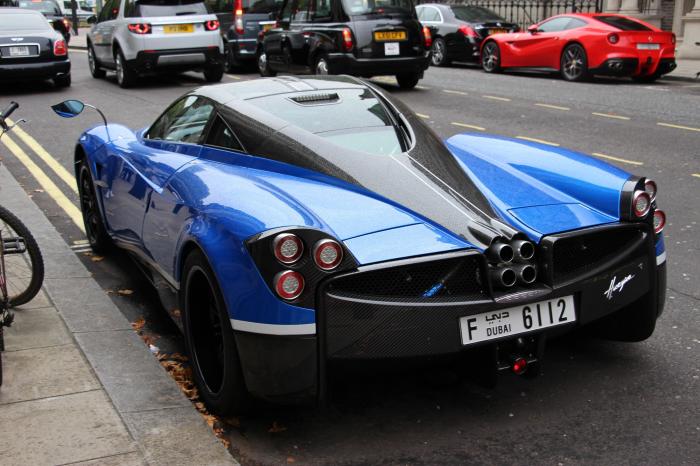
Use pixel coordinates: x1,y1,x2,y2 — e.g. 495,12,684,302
505,16,572,68
90,0,121,63
100,96,214,250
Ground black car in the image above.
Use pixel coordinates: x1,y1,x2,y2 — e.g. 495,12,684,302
258,0,431,89
206,0,283,70
15,0,71,43
0,8,71,86
416,3,518,66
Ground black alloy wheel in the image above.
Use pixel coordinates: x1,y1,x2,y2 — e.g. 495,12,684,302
560,43,589,82
481,41,501,73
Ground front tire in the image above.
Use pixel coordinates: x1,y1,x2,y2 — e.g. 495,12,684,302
481,41,501,73
431,38,450,67
78,160,114,254
204,65,224,83
115,50,136,88
182,249,249,415
560,43,589,82
314,54,330,75
396,72,420,90
88,44,106,79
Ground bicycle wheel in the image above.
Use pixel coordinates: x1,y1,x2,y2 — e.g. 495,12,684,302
0,205,44,306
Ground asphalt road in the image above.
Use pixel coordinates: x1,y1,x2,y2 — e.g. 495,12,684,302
1,52,699,465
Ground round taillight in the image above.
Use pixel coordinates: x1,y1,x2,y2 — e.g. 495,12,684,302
653,210,666,234
313,239,343,270
274,270,304,300
608,33,619,44
644,179,657,202
273,233,303,264
632,190,651,218
512,357,528,375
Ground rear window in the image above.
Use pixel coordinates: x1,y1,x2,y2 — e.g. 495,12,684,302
594,15,651,31
206,0,282,14
450,5,503,22
0,12,51,30
17,0,62,15
125,0,210,17
341,0,413,17
247,88,403,156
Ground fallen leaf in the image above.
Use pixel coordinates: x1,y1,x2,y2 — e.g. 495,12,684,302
117,289,134,296
91,255,104,262
131,317,145,332
268,421,287,433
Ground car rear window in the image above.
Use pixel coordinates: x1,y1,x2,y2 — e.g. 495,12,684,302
125,0,210,17
341,0,413,17
0,12,51,30
594,15,652,31
17,0,62,15
205,0,282,14
450,5,503,22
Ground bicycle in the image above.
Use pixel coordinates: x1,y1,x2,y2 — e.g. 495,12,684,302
0,101,45,386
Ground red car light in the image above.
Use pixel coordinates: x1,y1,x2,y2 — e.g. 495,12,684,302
53,39,67,56
459,25,478,38
205,20,219,31
608,33,619,44
512,357,528,375
653,210,666,234
234,0,244,34
422,25,432,48
342,27,353,52
128,23,151,34
273,233,304,264
62,18,71,30
313,239,343,270
632,190,651,218
644,179,657,201
274,270,304,300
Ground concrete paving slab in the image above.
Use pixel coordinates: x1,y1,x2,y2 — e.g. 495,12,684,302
3,306,73,351
0,390,138,466
0,344,100,404
123,407,235,466
75,329,191,413
13,288,52,310
43,251,94,279
60,451,146,466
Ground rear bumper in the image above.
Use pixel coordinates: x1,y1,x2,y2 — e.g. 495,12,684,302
326,52,430,77
227,37,259,62
0,59,70,81
591,56,676,77
128,47,224,74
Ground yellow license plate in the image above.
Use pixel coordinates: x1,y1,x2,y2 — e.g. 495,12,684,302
262,23,275,32
374,31,407,41
164,24,194,34
489,28,508,35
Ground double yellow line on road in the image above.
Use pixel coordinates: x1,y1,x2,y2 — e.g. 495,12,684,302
1,122,84,233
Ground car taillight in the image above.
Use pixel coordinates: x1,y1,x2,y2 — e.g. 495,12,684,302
205,20,219,31
53,39,67,56
342,27,353,52
234,0,244,34
128,23,151,34
608,33,619,44
422,25,432,48
459,24,478,38
273,233,304,264
632,190,651,218
644,179,657,202
653,210,666,234
274,270,304,300
313,239,343,270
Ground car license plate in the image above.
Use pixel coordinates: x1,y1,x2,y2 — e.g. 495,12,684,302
374,31,406,41
384,42,400,56
163,24,194,34
489,28,508,35
261,22,275,32
637,43,660,50
459,295,576,345
9,46,30,57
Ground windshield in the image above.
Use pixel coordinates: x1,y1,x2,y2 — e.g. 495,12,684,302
450,6,503,22
126,0,210,17
594,15,652,31
341,0,413,16
0,12,51,30
18,0,62,15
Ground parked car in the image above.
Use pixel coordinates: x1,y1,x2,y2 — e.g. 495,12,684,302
86,0,225,88
15,0,71,43
60,0,94,23
481,13,676,82
0,8,71,86
416,3,517,66
205,0,282,70
257,0,431,89
55,75,666,414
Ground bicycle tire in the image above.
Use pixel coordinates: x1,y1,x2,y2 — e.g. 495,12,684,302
0,205,44,306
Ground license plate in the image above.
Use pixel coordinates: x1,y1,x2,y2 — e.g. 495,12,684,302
374,31,406,41
163,24,194,34
637,43,660,50
489,28,508,35
384,42,400,56
9,46,30,57
459,295,576,345
261,22,275,32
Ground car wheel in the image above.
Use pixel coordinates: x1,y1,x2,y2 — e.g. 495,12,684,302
431,38,450,67
314,55,330,75
53,73,71,88
204,65,224,82
481,41,501,73
225,47,240,72
182,249,249,415
560,43,589,82
78,159,114,254
396,72,420,90
115,50,136,88
258,51,276,77
88,44,106,79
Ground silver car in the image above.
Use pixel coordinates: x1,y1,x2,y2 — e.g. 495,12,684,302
86,0,224,87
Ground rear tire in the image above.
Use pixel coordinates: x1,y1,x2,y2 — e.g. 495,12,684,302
0,205,44,307
560,43,589,82
257,50,276,77
182,249,249,415
204,65,224,83
53,74,71,88
314,54,330,75
481,41,501,73
115,50,136,88
78,160,114,255
88,44,106,79
431,38,450,67
396,72,420,90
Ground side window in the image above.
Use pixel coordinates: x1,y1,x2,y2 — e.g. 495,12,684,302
416,6,424,21
537,17,572,33
423,7,440,22
124,0,137,17
108,0,121,20
566,18,587,30
310,0,331,22
205,116,244,152
147,96,214,144
98,0,113,22
291,0,310,22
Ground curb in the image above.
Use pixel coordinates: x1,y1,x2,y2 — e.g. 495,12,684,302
0,165,237,466
69,45,88,50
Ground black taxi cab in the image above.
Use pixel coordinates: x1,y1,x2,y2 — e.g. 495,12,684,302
257,0,431,89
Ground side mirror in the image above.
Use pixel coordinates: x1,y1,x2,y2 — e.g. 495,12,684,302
52,100,85,118
527,25,539,34
87,15,96,24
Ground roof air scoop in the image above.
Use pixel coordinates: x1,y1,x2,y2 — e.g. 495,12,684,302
290,93,340,105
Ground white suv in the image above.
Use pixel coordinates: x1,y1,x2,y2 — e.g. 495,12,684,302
86,0,224,87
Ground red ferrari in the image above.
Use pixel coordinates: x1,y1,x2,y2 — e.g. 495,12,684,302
480,13,676,82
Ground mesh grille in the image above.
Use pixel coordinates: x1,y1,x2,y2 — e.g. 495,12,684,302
326,255,485,302
552,227,643,283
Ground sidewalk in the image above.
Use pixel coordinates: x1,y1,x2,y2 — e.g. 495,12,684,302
0,165,236,466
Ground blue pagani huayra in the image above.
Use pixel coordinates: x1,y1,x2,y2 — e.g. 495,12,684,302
55,76,667,414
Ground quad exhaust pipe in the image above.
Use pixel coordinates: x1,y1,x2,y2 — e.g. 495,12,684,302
512,239,535,261
486,241,514,264
490,266,517,288
513,263,537,285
